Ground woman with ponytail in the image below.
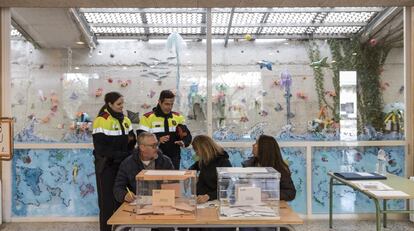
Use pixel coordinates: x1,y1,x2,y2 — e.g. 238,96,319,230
92,91,136,231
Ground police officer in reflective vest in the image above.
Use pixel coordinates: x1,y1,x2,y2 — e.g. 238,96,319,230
92,92,136,231
137,90,192,169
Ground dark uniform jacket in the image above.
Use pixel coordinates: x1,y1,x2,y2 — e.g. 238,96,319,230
92,109,135,173
242,157,296,201
137,105,192,168
113,149,174,203
189,151,232,201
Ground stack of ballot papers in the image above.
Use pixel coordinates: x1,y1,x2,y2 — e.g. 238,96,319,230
351,181,409,198
351,181,393,191
220,205,277,218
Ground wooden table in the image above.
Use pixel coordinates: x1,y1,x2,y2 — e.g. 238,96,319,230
108,201,303,231
328,172,414,231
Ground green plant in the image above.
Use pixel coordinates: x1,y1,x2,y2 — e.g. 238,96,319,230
307,42,339,121
328,37,391,132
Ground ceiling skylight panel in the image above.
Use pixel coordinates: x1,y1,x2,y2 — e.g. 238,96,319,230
267,13,316,24
324,12,376,23
212,27,227,34
149,27,201,34
212,13,230,26
261,27,307,34
91,27,145,34
315,26,362,34
232,13,264,25
84,13,143,24
146,13,202,24
229,27,258,34
313,12,328,23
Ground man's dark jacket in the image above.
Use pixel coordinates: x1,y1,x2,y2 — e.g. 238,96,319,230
113,149,174,203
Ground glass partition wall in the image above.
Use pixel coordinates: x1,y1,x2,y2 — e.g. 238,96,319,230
8,7,407,219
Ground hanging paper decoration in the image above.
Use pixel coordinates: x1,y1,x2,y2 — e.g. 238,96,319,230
127,110,140,124
296,92,308,100
166,32,185,106
244,34,253,41
140,103,151,109
118,80,131,88
95,88,103,97
147,90,156,98
256,60,273,71
369,38,378,47
309,57,330,69
324,90,336,97
38,89,47,102
280,70,293,125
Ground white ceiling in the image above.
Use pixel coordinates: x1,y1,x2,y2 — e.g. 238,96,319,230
2,0,414,8
11,8,85,48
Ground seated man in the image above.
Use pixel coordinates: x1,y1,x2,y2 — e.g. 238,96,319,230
114,132,174,203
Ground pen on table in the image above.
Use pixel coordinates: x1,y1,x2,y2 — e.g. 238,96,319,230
126,187,133,198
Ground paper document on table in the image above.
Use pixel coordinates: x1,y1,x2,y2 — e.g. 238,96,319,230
145,170,185,175
351,181,393,191
129,199,137,205
355,172,374,177
368,190,410,198
226,167,267,173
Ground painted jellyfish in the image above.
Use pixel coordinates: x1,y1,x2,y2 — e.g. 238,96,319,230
166,32,185,106
280,70,293,125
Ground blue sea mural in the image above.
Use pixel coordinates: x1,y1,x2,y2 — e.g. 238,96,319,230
312,146,405,213
12,149,98,217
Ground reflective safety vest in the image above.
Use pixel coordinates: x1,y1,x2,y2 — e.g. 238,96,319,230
138,111,185,134
93,111,133,136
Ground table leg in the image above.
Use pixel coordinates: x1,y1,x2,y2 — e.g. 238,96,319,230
383,199,387,228
374,198,382,231
329,176,334,229
280,225,296,231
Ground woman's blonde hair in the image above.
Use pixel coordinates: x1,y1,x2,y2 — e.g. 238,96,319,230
192,135,224,166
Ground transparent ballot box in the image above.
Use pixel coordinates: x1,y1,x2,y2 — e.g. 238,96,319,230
135,170,197,219
217,167,281,220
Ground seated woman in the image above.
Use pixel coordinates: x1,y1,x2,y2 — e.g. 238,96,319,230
189,135,233,231
189,135,232,203
241,134,296,231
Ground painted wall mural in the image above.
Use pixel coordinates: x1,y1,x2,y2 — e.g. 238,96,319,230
12,149,98,217
312,146,405,213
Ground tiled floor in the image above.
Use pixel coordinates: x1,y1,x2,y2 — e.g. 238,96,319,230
0,220,413,231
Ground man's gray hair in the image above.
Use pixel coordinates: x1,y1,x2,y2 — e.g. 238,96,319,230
137,132,156,145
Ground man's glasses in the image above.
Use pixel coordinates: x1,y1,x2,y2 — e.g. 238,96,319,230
142,143,159,149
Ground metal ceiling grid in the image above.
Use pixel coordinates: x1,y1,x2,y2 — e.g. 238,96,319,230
76,7,384,39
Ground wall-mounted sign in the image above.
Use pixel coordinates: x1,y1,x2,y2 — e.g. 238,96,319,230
0,117,13,160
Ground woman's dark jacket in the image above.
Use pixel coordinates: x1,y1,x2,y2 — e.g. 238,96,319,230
113,149,174,203
189,151,232,200
92,109,136,173
242,157,296,201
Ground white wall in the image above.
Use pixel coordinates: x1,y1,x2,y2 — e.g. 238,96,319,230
10,39,404,139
